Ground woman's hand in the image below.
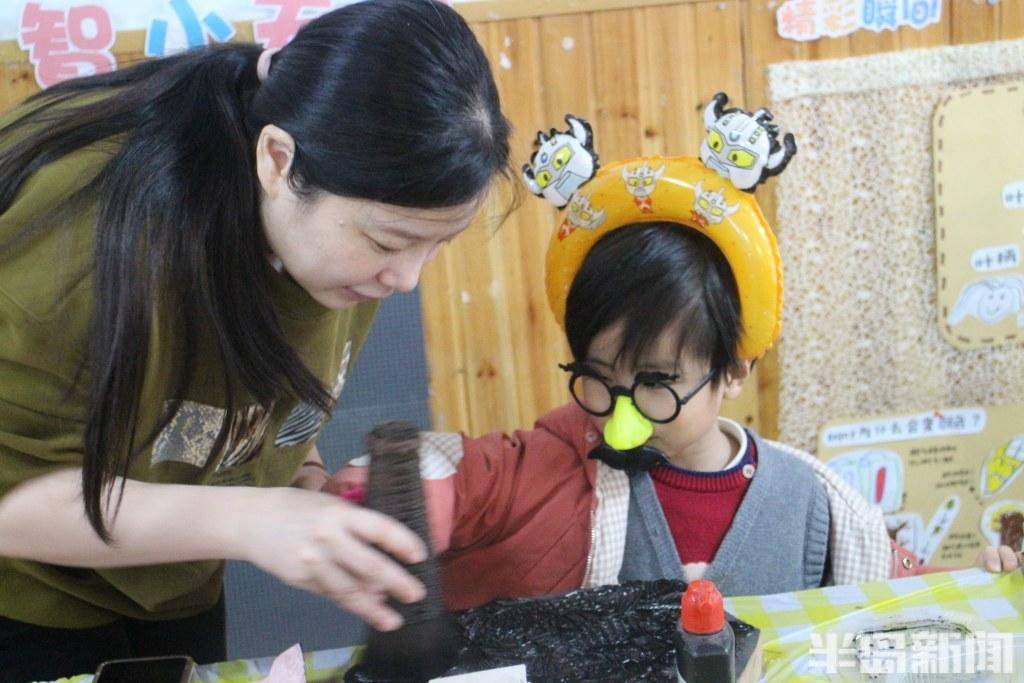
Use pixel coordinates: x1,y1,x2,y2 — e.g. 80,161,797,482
238,487,427,631
975,545,1022,573
0,469,425,630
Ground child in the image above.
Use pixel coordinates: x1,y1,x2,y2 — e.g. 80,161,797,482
331,100,1020,610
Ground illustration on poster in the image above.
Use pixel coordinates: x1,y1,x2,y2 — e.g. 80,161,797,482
917,495,960,565
886,511,924,560
885,500,962,566
980,436,1024,498
981,499,1024,550
827,449,904,513
946,274,1024,327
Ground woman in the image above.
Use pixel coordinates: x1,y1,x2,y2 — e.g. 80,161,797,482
0,0,511,679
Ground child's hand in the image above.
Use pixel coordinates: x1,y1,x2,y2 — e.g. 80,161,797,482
975,545,1023,573
323,465,368,504
292,462,330,492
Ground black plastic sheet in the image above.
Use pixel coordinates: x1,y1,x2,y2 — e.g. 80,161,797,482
343,579,753,682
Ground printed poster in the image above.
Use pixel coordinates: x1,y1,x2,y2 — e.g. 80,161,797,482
819,404,1024,567
934,82,1024,350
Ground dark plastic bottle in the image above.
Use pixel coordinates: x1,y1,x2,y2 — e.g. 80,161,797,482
675,579,736,683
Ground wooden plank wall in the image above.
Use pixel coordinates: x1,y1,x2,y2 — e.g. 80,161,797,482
422,0,1024,437
0,2,1021,438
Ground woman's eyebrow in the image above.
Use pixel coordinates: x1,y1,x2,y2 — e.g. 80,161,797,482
380,223,466,243
378,226,425,241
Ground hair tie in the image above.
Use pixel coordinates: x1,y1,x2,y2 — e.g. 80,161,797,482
256,47,281,82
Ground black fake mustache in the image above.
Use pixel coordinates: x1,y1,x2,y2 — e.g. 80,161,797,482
587,443,668,472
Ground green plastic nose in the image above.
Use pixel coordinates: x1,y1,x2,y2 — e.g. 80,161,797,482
603,396,654,451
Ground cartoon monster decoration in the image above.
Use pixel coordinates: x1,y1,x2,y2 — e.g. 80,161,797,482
699,92,797,192
525,94,792,472
621,162,665,213
558,193,607,240
691,180,740,227
522,115,599,208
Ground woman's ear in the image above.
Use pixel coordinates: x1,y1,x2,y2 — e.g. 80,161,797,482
255,124,296,199
722,359,752,400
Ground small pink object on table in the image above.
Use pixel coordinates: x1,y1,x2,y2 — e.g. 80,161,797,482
263,644,306,683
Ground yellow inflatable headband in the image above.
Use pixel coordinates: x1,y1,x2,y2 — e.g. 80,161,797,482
525,94,795,361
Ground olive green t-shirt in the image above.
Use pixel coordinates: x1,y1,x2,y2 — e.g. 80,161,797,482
0,133,378,627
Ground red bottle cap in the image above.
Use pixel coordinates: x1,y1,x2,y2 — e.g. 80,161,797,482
680,580,725,635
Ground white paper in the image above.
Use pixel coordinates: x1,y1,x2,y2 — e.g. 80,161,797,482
822,408,987,449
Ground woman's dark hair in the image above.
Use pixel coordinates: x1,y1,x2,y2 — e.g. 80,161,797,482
0,0,511,539
564,223,743,382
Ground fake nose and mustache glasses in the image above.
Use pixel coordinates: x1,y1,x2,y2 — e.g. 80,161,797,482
592,395,668,472
559,362,716,472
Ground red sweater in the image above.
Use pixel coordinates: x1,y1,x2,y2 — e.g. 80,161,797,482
651,437,757,566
